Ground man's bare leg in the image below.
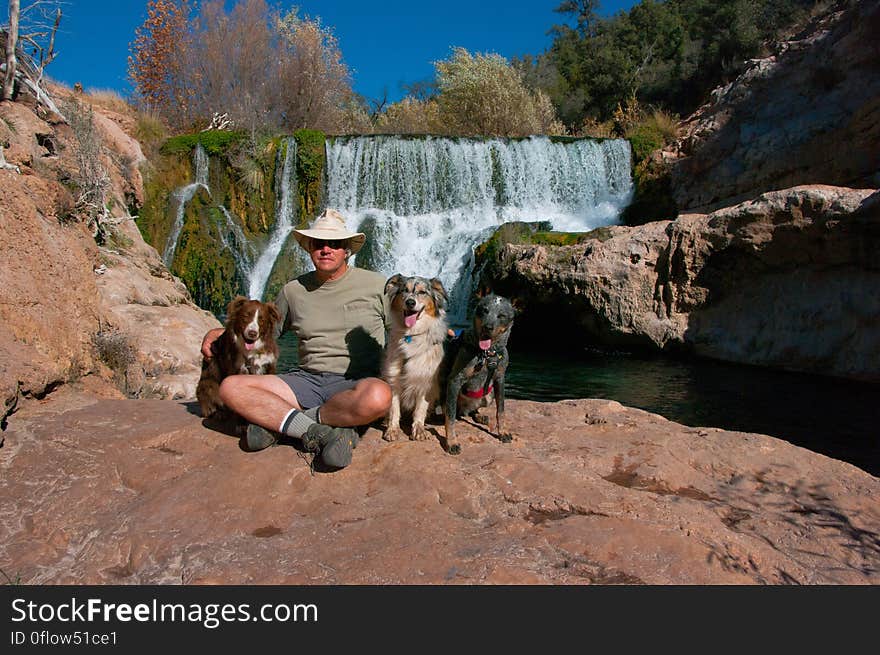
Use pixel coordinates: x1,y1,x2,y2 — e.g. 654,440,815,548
218,374,302,431
218,374,370,469
319,377,392,427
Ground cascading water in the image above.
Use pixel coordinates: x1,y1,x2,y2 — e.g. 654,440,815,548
162,143,210,267
216,206,255,284
247,137,298,300
325,135,633,321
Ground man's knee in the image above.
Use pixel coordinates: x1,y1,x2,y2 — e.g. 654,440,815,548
359,378,391,420
218,375,244,404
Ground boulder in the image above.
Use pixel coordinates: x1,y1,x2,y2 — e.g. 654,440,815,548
1,389,877,584
480,185,880,381
0,93,219,431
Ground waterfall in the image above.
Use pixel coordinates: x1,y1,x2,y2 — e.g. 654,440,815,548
162,144,210,267
246,137,298,300
216,206,255,284
325,135,633,320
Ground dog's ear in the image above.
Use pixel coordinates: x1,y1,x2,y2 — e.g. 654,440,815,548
265,301,282,325
384,273,403,297
429,278,448,310
509,296,524,313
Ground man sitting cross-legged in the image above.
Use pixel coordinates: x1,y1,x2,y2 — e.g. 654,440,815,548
201,209,392,469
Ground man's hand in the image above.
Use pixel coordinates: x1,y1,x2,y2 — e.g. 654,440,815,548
201,327,225,358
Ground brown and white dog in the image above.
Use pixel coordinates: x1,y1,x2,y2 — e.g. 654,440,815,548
196,296,281,418
382,274,448,442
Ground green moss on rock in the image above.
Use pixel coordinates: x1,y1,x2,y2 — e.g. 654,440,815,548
170,200,241,314
160,129,246,156
137,154,193,251
293,129,325,219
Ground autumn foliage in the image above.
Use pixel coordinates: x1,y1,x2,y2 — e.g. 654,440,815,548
127,0,190,119
127,0,360,133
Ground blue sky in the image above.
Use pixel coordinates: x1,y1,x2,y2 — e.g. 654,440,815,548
44,0,637,104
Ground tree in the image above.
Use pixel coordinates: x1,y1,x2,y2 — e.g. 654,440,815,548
374,97,441,134
435,47,564,137
133,0,359,133
127,0,190,120
551,0,601,39
3,0,62,103
273,7,355,132
2,0,19,101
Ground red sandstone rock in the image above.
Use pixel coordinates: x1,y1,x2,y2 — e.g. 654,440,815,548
1,389,877,584
0,93,219,423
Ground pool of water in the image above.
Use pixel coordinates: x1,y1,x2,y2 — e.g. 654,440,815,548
278,333,880,476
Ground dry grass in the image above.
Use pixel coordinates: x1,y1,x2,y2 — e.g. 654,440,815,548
647,109,680,143
577,117,615,138
134,110,168,155
84,88,132,115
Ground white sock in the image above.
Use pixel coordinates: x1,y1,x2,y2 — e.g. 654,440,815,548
279,408,316,438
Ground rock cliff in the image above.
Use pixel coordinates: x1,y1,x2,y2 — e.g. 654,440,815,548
0,91,219,430
480,186,880,381
669,0,880,211
1,389,877,584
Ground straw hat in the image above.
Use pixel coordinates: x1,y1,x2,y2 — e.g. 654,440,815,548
293,209,366,254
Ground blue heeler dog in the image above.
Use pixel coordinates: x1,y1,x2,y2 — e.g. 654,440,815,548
440,294,515,455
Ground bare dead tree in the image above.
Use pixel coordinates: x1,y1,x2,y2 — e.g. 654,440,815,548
368,86,388,120
18,0,61,83
2,0,19,100
2,0,65,118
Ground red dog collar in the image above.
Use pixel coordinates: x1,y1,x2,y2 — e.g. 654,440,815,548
463,384,493,399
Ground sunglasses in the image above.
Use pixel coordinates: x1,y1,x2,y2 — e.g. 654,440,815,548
310,238,348,250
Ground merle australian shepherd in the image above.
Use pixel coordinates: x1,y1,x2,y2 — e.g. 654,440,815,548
382,274,448,443
196,296,281,419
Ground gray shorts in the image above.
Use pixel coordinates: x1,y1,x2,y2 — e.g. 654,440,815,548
278,369,361,410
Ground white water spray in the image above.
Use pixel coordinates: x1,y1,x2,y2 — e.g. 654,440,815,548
325,135,632,320
216,206,255,283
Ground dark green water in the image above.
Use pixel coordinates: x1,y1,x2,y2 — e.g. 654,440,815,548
278,333,880,476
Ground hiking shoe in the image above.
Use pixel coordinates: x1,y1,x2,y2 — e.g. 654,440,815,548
301,423,359,469
245,423,279,451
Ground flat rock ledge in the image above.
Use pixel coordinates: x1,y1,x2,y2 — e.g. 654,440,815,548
1,391,877,585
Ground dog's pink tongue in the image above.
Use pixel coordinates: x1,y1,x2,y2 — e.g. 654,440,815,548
479,338,492,351
244,341,255,351
405,313,418,328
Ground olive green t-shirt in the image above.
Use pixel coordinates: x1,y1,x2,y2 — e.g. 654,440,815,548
275,267,389,378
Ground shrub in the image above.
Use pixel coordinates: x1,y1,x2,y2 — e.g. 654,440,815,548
435,47,565,137
625,109,679,163
135,110,168,154
93,330,135,376
62,97,112,242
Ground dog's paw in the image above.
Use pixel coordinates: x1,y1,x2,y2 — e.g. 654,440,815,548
497,431,513,443
410,423,431,441
440,438,461,455
383,426,405,442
